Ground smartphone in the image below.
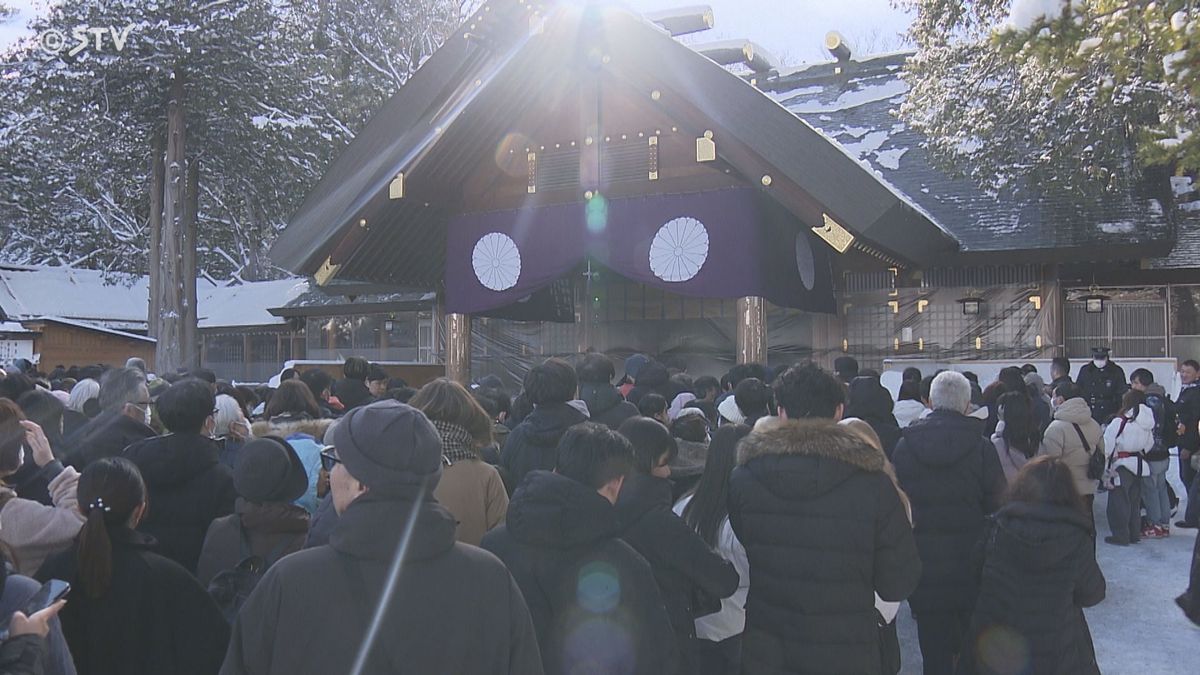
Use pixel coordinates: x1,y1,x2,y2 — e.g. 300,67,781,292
0,579,70,640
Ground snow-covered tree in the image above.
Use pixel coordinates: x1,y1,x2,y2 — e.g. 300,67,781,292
897,0,1198,198
0,0,464,279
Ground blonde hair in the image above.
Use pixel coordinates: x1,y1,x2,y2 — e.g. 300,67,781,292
839,417,912,524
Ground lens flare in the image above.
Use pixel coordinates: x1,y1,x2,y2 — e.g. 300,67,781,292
974,624,1032,675
576,561,620,613
585,193,608,233
562,616,634,675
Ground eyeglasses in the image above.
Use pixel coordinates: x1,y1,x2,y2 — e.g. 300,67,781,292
319,446,342,472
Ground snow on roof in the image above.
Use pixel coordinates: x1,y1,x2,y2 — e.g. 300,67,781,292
0,265,148,329
198,279,310,328
764,52,1174,257
28,317,157,343
0,265,308,330
0,321,34,334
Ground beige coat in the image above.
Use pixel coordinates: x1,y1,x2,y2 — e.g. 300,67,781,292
0,464,86,575
434,459,508,546
1039,398,1104,497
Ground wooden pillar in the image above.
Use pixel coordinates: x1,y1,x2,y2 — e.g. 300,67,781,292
445,313,471,384
736,296,767,364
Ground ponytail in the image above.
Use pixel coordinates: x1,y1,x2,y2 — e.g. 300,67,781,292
74,457,146,600
76,505,113,599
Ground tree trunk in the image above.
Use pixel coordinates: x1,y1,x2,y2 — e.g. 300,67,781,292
181,157,199,369
155,72,186,375
147,133,165,339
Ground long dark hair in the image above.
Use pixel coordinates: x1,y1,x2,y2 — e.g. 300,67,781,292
998,391,1041,459
1008,456,1084,513
682,424,750,547
76,458,147,599
265,379,321,419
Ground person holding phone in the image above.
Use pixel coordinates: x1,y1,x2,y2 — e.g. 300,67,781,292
36,457,228,675
0,400,85,576
0,599,68,675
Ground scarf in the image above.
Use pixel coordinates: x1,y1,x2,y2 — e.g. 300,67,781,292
432,420,479,464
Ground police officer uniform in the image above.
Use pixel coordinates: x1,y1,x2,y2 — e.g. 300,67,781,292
1075,347,1127,424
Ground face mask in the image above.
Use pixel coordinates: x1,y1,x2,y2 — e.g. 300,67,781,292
1093,359,1106,369
143,405,153,427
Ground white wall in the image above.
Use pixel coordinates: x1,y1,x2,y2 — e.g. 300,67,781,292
881,357,1182,400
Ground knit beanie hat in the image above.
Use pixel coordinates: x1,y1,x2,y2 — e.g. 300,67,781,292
330,399,443,494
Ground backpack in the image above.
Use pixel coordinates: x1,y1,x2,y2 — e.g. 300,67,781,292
207,520,293,623
1072,423,1107,481
1144,393,1173,461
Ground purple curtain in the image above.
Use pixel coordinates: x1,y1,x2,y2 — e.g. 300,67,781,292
445,187,834,315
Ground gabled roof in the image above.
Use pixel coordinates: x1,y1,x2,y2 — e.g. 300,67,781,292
0,264,148,330
198,279,310,329
764,52,1176,262
269,0,959,285
0,264,310,331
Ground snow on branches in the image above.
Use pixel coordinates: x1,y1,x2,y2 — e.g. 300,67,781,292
0,0,464,279
897,0,1198,200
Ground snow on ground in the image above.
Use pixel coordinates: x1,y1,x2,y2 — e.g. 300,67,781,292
898,455,1200,673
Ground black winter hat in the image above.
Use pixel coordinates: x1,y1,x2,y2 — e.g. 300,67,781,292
330,399,443,494
234,436,308,504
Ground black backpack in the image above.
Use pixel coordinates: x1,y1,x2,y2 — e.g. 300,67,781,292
207,521,293,623
1072,424,1106,481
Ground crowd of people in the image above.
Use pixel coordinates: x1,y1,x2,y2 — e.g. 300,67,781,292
0,350,1196,674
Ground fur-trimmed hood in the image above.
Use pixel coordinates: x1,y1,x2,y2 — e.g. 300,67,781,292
251,416,333,443
737,419,886,500
738,419,885,471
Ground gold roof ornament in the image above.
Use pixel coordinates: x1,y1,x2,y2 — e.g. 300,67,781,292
314,256,342,287
696,130,716,162
812,213,855,253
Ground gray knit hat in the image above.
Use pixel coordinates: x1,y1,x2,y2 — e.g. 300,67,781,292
330,399,443,493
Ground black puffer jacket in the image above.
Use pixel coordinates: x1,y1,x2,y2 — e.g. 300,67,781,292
223,490,541,675
626,362,671,406
957,501,1104,675
64,411,156,470
893,410,1007,615
123,433,237,574
729,420,921,675
846,376,903,458
615,473,738,672
481,471,679,675
578,382,638,430
500,403,588,486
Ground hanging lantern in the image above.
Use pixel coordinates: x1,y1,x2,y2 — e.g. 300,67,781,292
958,291,984,316
1083,285,1109,314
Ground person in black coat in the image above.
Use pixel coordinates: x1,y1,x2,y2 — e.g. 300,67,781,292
728,363,921,675
123,379,236,574
501,358,588,486
1075,347,1128,424
482,422,679,675
893,371,1007,675
576,354,639,430
846,375,902,458
36,457,230,675
63,368,156,471
332,357,372,412
957,457,1104,675
626,361,671,407
614,418,738,674
223,400,541,675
